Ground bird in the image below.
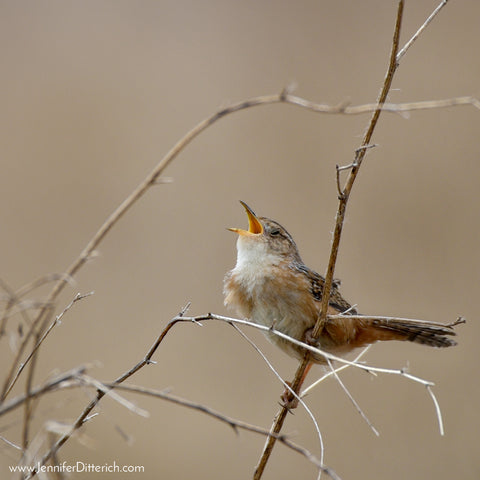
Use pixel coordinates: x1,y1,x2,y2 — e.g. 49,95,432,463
223,201,460,402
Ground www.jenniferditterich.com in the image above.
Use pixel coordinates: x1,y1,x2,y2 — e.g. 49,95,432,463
9,460,145,474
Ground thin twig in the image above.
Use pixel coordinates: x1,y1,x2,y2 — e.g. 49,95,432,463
47,432,65,480
0,434,23,452
108,383,340,479
174,314,447,433
173,312,450,472
326,358,379,437
21,308,341,479
396,0,449,63
0,304,53,403
0,279,34,337
284,94,480,114
0,367,88,417
22,305,193,479
22,349,37,449
174,314,442,384
3,293,93,401
14,274,75,301
76,374,149,418
253,2,405,477
18,293,92,451
230,323,326,471
2,93,477,404
0,301,53,322
21,305,457,478
426,385,444,436
301,346,372,398
0,273,74,338
224,312,450,440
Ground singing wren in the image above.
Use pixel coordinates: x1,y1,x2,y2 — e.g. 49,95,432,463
224,201,458,366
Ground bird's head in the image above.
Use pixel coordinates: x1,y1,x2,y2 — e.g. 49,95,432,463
228,201,301,264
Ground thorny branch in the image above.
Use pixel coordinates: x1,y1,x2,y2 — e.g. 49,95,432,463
0,367,89,418
229,322,326,467
2,370,331,473
16,304,459,479
3,293,93,402
20,304,192,478
171,313,457,389
21,307,345,479
108,384,340,480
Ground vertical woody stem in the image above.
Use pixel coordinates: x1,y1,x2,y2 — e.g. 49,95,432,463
313,0,403,338
253,2,404,479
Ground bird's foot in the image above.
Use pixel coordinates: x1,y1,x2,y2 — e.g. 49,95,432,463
303,327,318,346
280,382,299,410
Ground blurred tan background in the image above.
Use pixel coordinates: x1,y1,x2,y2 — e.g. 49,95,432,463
0,1,479,479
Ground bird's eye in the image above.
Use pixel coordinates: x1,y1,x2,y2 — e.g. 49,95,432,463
270,229,281,236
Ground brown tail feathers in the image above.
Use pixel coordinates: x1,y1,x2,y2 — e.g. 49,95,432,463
357,317,461,348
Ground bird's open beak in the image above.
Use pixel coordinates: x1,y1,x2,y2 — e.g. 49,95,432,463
228,201,264,236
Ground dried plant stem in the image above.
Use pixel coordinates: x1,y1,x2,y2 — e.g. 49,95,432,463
109,384,340,479
174,314,443,386
4,293,93,399
19,294,91,450
20,301,459,478
22,306,188,479
326,358,379,437
396,0,449,63
174,313,450,434
22,307,340,479
253,2,405,478
0,367,88,417
0,434,22,452
301,346,372,398
22,342,39,449
4,92,476,452
0,279,33,336
230,323,326,470
2,94,477,405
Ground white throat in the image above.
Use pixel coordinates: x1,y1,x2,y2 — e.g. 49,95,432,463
232,236,281,293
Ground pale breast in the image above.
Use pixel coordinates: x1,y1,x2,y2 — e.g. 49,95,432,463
224,262,319,359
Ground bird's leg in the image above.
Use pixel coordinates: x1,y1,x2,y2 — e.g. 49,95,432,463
303,326,318,346
280,362,313,409
280,326,320,408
